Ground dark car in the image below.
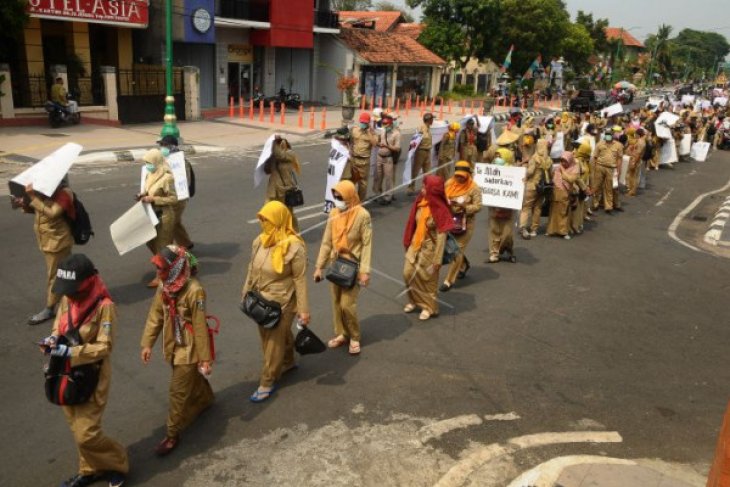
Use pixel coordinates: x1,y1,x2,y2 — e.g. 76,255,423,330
568,90,608,113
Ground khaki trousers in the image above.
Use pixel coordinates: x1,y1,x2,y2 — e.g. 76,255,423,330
257,308,296,388
167,363,214,438
591,165,615,211
330,283,361,341
435,157,452,181
519,188,543,232
353,157,371,202
173,201,192,248
147,209,175,255
62,362,128,476
44,247,71,308
627,163,640,196
489,212,514,259
373,155,394,201
409,149,431,190
445,219,475,284
403,253,440,315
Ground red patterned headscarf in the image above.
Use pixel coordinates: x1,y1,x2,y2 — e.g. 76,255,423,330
403,175,455,249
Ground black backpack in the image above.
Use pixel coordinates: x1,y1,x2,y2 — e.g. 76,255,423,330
186,159,196,198
642,139,654,161
68,193,94,245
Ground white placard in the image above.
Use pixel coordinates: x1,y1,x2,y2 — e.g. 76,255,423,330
690,142,710,162
110,201,159,256
166,151,189,201
549,132,565,159
431,120,449,145
659,139,678,166
679,133,692,156
254,134,276,188
323,138,350,213
655,112,680,139
681,95,695,106
601,103,623,118
10,143,82,197
619,155,630,186
474,163,526,210
402,133,423,185
714,97,728,107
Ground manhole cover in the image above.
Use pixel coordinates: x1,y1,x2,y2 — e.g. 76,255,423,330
41,133,70,137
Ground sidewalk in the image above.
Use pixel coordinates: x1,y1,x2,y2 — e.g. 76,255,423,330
554,461,704,487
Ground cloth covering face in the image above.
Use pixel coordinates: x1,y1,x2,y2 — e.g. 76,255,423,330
445,161,477,198
57,274,111,335
257,201,303,274
403,175,455,249
330,180,362,254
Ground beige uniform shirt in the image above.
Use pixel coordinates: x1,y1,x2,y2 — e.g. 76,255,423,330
448,185,482,220
594,140,619,168
29,188,74,253
438,134,456,163
141,278,211,365
144,169,178,208
351,127,377,158
315,207,373,273
266,142,299,202
418,124,433,150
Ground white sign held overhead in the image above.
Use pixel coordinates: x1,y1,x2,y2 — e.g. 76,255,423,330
549,132,565,159
166,151,189,201
254,134,277,188
402,133,423,186
323,138,350,213
110,201,159,256
655,112,680,139
601,103,623,118
9,143,82,197
473,163,526,211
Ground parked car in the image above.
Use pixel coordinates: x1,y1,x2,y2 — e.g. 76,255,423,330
568,90,608,113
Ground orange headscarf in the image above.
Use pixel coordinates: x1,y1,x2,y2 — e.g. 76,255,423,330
410,198,432,251
330,180,362,254
445,161,477,199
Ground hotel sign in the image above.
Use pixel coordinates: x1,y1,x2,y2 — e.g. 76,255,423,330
28,0,149,28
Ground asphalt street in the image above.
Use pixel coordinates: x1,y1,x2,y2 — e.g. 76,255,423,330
2,135,729,486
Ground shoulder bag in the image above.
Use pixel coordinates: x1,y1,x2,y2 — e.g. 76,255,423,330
239,241,282,329
277,165,304,208
325,255,360,289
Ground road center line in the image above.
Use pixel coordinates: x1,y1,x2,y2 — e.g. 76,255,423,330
655,188,674,206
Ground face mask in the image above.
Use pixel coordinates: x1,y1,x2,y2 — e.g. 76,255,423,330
547,124,554,129
604,135,613,142
494,157,506,166
334,199,347,211
160,147,171,158
145,163,156,172
359,123,368,130
393,121,399,128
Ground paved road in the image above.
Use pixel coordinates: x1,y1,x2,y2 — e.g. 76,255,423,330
1,136,726,486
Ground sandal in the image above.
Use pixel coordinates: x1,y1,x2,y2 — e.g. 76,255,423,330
249,385,278,403
509,255,517,263
403,303,416,313
487,257,499,264
419,310,432,321
457,259,471,280
327,336,348,348
439,282,452,292
348,341,361,355
155,436,179,456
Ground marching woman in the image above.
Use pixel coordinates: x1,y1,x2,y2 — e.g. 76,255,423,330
241,201,310,402
572,140,593,233
402,175,455,321
546,152,590,240
519,139,552,239
440,161,481,292
138,149,178,287
265,136,302,231
314,180,372,355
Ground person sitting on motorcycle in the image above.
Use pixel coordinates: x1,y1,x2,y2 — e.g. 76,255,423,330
50,77,69,114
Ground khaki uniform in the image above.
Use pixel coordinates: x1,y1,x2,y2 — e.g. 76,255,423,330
144,169,178,254
52,298,129,476
242,238,309,388
458,129,478,164
141,279,214,438
547,166,586,237
403,214,446,315
29,189,74,308
436,135,456,180
344,127,377,201
627,138,646,196
519,129,538,163
266,143,301,230
573,149,592,230
520,153,552,232
591,140,621,211
445,185,481,285
488,208,514,260
373,129,401,202
315,208,373,342
409,124,433,191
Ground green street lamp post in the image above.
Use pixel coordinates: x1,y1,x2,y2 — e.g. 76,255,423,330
161,0,180,139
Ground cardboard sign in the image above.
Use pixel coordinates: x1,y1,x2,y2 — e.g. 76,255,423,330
714,97,728,107
690,142,710,162
110,201,159,255
254,134,276,188
601,103,623,118
549,132,565,159
166,151,189,201
679,133,692,156
619,155,630,186
402,133,423,186
474,163,526,210
655,112,680,139
323,138,350,213
681,95,695,106
9,143,82,197
659,139,678,166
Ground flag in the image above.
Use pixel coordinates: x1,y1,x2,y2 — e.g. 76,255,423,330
500,45,514,73
523,55,542,80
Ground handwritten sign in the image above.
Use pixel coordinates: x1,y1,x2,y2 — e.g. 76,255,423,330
324,138,350,213
473,163,526,210
167,151,189,201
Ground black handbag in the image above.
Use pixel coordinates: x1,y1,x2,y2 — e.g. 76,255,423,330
294,327,326,355
325,255,360,289
240,291,282,329
44,298,103,406
281,169,304,208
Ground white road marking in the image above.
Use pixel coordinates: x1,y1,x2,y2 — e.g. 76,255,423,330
667,177,730,252
704,195,730,246
484,412,521,421
506,455,635,487
655,188,674,206
434,431,622,487
419,414,483,443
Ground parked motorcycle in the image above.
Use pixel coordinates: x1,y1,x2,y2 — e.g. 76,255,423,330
265,86,303,110
45,94,81,128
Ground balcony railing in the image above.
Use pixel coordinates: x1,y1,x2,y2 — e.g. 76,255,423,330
216,0,269,22
315,9,339,29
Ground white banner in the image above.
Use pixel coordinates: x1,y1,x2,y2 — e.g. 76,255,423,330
254,134,276,188
681,95,695,106
714,97,728,107
659,139,678,166
655,112,680,139
601,102,623,118
10,143,82,197
166,151,189,201
324,138,350,213
110,201,159,256
402,133,423,186
474,163,526,210
690,141,711,162
679,133,692,156
549,132,565,159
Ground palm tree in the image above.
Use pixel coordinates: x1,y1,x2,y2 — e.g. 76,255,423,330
646,24,673,84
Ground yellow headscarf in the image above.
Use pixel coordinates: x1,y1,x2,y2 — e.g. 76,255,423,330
575,141,592,161
330,180,362,254
257,201,303,274
446,161,477,198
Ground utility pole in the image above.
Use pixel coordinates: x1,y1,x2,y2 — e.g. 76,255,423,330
161,0,180,138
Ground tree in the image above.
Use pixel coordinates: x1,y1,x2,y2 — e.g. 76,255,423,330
575,10,609,54
332,0,373,10
560,23,594,75
373,1,415,22
645,24,673,81
670,29,730,79
0,0,28,62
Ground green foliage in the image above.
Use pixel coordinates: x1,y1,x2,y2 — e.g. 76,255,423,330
0,0,29,62
332,0,372,10
646,24,674,80
452,83,475,95
373,1,415,22
560,23,594,75
669,29,730,79
575,10,609,53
